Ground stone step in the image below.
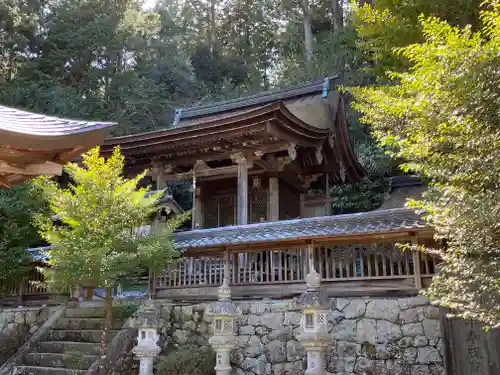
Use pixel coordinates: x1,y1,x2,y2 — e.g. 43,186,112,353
46,329,119,343
24,353,98,370
34,341,101,355
53,318,123,330
64,307,106,319
14,366,85,375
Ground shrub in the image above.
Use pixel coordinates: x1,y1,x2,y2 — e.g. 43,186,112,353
155,345,216,375
62,350,84,368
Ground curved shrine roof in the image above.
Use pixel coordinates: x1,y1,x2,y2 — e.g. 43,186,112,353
0,105,116,186
102,77,364,183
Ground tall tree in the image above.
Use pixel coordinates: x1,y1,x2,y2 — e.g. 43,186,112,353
352,1,500,326
35,147,189,369
0,183,47,300
352,0,483,78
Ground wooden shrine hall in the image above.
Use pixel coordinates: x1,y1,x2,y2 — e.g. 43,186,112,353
101,77,439,300
102,77,365,228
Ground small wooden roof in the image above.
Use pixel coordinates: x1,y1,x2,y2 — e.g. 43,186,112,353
0,105,116,186
102,77,364,184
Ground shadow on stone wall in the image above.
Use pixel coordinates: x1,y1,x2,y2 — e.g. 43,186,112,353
156,296,444,375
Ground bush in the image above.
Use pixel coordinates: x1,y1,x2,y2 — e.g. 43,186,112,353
155,346,216,375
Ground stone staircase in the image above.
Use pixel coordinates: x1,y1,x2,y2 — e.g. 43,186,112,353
14,307,122,375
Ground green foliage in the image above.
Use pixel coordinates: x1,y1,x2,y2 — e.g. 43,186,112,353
155,346,216,375
0,183,47,296
34,146,189,293
352,0,483,79
330,176,388,215
62,350,84,368
112,303,138,321
352,1,500,327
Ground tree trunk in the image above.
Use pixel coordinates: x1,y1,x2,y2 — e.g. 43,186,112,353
302,0,314,73
209,0,217,56
100,287,113,375
332,0,343,31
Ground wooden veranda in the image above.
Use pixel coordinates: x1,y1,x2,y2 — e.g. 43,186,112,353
152,207,438,300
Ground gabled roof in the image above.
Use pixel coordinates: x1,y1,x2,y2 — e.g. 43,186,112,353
0,105,116,186
102,77,364,184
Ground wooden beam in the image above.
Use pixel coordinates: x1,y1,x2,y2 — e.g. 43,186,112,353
155,279,419,301
163,165,239,181
0,161,62,176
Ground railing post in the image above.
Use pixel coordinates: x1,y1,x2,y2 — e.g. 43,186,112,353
412,236,422,290
17,277,25,305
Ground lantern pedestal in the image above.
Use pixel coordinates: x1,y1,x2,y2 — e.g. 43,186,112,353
132,299,162,375
205,276,238,375
296,268,331,375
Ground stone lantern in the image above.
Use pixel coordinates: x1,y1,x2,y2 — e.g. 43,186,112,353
296,268,331,375
132,300,162,375
205,277,238,375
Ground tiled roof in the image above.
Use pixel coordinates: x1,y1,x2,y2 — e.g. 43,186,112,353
27,246,51,261
26,208,429,259
174,208,429,250
0,105,116,136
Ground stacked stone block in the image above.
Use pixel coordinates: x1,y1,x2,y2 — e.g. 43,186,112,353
160,296,444,375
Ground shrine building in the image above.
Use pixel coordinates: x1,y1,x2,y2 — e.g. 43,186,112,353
101,77,438,301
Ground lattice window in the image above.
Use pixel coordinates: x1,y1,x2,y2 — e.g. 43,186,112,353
203,194,236,228
219,195,236,227
249,188,268,223
203,196,219,228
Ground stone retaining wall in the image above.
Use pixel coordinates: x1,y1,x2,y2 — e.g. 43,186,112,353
0,306,50,364
159,296,444,375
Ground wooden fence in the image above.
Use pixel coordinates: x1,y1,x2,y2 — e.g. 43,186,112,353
155,241,438,299
0,265,55,304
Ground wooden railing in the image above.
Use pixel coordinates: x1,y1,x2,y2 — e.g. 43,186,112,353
0,266,56,304
155,241,439,299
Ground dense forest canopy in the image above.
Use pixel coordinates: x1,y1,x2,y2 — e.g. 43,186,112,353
0,0,371,137
0,0,486,213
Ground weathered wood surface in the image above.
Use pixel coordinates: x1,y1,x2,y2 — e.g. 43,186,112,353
441,309,500,375
156,242,438,300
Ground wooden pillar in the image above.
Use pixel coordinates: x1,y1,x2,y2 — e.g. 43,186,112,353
412,235,422,290
194,185,203,229
233,154,249,225
156,169,166,190
325,172,332,216
268,177,280,221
